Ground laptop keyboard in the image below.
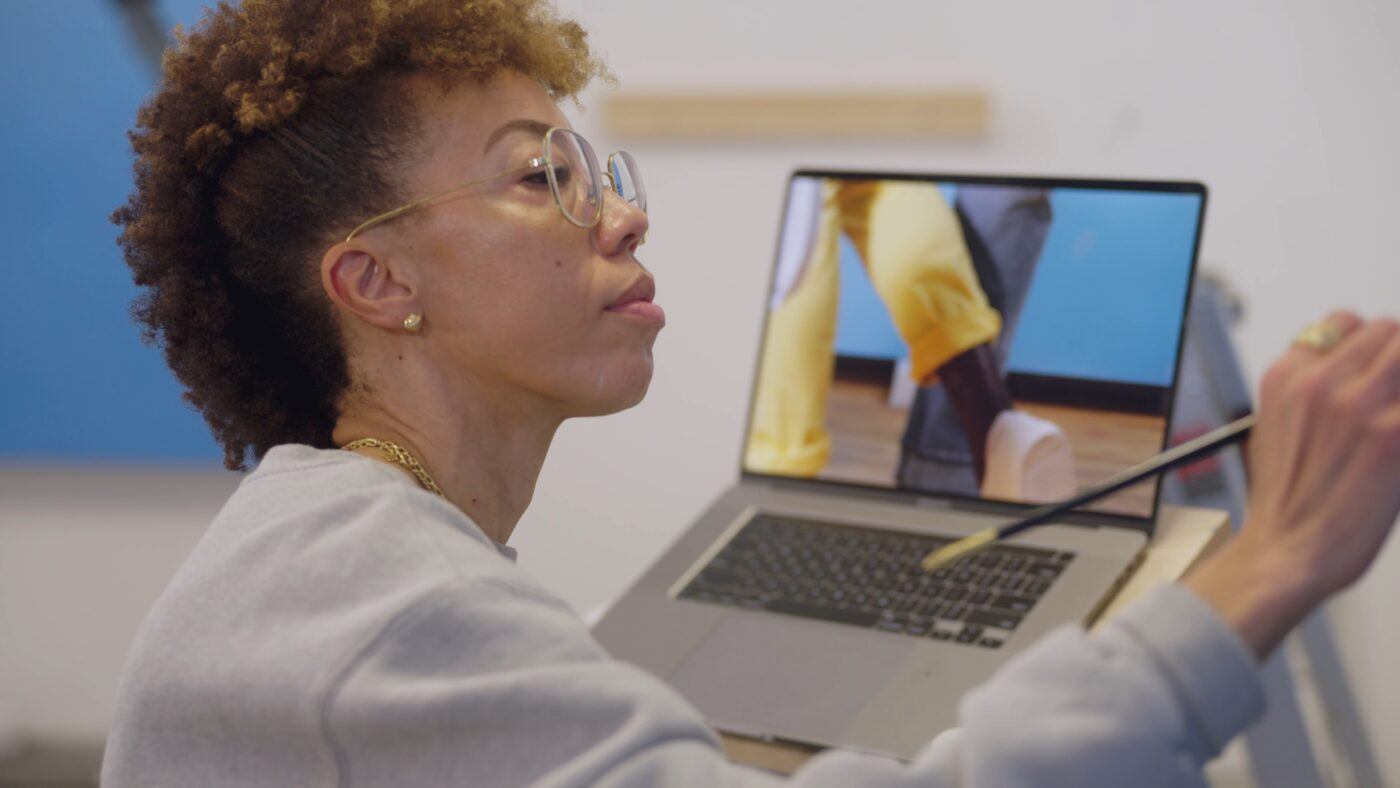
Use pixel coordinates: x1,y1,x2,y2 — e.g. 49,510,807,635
676,513,1074,649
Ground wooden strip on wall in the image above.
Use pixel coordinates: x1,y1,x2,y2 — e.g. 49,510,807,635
602,90,990,141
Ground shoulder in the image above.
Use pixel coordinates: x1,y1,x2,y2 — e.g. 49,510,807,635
105,445,577,783
156,443,555,639
226,443,513,577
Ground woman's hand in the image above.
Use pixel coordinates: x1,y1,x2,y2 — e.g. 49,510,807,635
1185,311,1400,660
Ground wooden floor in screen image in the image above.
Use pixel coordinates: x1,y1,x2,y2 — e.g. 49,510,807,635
818,373,1166,518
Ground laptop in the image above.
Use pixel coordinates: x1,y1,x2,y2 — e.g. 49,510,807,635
594,170,1207,760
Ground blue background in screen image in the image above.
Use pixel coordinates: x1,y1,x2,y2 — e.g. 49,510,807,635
833,185,1201,387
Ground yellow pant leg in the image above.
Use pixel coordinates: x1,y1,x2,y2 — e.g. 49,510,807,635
836,181,1001,383
744,182,844,476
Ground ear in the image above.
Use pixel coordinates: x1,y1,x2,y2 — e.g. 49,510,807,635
320,241,418,333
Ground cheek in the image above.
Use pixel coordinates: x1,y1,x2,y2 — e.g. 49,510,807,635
459,269,591,359
487,270,656,408
429,218,587,339
443,252,597,373
424,219,655,408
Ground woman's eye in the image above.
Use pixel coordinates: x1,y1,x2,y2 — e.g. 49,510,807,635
520,166,571,188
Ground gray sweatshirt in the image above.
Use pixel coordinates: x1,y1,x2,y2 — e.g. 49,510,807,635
102,445,1266,787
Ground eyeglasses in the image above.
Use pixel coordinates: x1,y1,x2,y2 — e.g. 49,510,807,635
344,126,646,242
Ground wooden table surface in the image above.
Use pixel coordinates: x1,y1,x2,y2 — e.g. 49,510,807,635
717,504,1234,774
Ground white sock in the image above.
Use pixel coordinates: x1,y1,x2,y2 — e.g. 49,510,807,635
980,410,1078,503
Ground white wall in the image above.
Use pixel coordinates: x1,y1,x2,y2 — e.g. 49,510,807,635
2,0,1396,779
0,467,240,744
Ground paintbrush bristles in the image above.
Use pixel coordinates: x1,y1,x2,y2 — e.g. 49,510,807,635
920,528,998,572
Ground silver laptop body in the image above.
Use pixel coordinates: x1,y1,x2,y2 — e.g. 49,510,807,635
595,170,1208,760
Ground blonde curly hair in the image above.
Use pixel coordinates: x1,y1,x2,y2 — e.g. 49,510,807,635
113,0,608,470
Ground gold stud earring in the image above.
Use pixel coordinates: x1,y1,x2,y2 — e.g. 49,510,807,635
403,312,423,333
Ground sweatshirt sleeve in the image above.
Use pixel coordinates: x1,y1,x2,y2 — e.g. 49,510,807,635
325,577,1265,788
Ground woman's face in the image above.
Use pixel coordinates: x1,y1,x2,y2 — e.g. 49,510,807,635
379,71,660,419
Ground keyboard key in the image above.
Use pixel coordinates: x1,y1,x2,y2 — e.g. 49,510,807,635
1000,545,1057,560
992,594,1035,613
966,609,1024,631
933,619,962,636
764,599,879,628
956,625,984,643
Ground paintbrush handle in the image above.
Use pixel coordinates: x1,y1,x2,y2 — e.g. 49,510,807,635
921,413,1258,572
997,413,1258,540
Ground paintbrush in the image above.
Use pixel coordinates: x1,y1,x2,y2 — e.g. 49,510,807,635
919,413,1257,572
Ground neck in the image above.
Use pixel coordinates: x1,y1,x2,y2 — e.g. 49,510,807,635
332,371,561,545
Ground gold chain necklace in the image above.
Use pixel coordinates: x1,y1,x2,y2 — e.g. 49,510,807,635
341,438,445,498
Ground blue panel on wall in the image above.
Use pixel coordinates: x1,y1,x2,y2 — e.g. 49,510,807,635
0,1,222,463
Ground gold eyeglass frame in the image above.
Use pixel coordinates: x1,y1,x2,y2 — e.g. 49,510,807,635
344,126,643,242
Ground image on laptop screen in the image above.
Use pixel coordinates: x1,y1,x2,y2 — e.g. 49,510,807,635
744,173,1205,518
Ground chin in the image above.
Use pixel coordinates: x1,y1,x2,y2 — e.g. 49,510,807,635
569,351,655,417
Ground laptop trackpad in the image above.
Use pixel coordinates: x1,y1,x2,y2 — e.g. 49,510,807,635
669,612,913,742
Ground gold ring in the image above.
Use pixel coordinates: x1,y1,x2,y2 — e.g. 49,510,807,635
1293,320,1345,353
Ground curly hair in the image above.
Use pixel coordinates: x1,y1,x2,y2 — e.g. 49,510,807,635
113,0,608,470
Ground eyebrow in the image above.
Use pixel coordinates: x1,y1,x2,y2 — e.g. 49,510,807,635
482,119,554,152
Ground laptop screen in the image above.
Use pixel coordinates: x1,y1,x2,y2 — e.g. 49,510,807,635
743,172,1206,519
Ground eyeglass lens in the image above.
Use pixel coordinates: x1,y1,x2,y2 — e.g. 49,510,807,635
544,128,644,227
544,128,599,226
609,151,646,215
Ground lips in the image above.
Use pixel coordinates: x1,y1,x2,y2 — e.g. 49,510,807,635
607,275,656,309
605,275,665,325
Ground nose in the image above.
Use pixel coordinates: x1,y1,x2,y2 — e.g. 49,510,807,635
592,188,648,258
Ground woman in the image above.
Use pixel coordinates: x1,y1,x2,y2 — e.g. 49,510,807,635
103,1,1400,785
